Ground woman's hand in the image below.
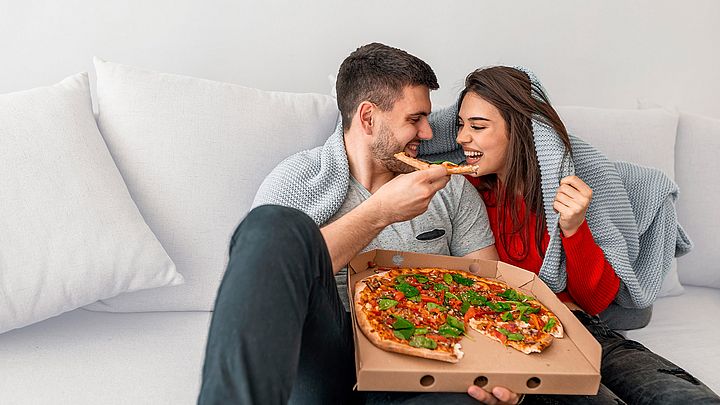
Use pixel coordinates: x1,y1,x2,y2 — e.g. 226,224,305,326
467,385,524,404
553,175,593,237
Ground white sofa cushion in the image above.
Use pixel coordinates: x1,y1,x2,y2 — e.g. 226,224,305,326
87,59,340,311
625,286,720,393
0,73,181,334
556,106,684,297
0,309,210,405
673,113,720,288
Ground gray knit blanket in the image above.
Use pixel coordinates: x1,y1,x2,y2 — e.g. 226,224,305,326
418,67,692,308
252,67,692,309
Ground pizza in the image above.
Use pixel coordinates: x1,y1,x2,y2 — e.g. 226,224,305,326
394,152,478,174
354,266,563,363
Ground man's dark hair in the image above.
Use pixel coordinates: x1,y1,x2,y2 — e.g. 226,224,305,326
336,43,439,130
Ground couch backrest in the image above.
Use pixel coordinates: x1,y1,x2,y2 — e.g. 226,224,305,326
84,59,340,312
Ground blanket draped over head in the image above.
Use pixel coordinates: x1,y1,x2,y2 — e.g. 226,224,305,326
418,66,692,309
252,66,692,309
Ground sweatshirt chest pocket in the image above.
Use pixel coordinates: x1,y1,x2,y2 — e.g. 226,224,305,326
414,228,450,255
416,228,446,241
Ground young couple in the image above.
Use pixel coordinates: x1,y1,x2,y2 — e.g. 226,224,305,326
197,43,719,404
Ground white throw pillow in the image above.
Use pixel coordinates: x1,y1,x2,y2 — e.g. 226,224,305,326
555,106,684,297
672,112,720,288
86,59,339,311
0,73,181,334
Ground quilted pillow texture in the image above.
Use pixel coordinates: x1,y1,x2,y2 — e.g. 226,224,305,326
555,106,684,297
0,73,181,334
86,59,339,311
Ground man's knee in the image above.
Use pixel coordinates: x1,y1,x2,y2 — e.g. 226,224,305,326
229,205,321,254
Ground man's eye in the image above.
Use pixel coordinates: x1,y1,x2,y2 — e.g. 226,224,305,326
471,126,485,130
456,122,464,127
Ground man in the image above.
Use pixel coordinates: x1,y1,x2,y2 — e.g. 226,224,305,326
198,43,522,405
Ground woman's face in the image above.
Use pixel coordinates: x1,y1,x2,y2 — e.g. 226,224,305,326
456,91,509,181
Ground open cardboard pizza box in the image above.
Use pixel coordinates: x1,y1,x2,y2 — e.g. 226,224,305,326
347,249,601,395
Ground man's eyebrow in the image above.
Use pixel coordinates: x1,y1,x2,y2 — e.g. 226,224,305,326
409,111,429,117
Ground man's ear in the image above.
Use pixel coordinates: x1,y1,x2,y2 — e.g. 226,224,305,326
357,101,375,135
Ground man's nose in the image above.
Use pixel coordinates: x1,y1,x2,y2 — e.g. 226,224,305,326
418,119,433,140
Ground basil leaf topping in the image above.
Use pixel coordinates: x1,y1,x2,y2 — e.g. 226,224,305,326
446,315,465,332
378,299,398,310
543,318,557,332
409,335,438,350
395,283,419,298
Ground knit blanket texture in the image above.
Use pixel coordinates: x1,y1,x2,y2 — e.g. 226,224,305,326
252,67,692,308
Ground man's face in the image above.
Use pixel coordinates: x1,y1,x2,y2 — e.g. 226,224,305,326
371,85,432,173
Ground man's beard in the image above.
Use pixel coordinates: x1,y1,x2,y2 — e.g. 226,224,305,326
371,122,415,174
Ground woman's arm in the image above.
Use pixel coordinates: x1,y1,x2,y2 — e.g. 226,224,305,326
561,220,620,315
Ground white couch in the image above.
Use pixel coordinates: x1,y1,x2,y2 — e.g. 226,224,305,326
1,60,718,404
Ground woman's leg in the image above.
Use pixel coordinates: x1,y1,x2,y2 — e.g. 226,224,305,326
198,205,356,405
573,310,720,405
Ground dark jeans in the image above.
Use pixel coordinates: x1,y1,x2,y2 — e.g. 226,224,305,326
199,205,719,405
531,311,720,405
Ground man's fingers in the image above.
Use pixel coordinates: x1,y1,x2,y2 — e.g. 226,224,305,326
491,387,521,404
467,385,498,404
422,165,451,180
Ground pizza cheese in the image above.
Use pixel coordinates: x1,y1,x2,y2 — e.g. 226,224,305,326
354,266,563,363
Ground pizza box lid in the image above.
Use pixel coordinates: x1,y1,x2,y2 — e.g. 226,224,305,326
347,249,601,395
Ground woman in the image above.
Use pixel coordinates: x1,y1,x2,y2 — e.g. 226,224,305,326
422,66,720,405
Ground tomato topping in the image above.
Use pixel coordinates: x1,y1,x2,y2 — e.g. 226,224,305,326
464,307,477,324
427,334,449,343
420,295,441,305
394,291,405,301
449,299,462,310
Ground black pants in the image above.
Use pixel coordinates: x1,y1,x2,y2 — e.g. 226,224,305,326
198,205,719,405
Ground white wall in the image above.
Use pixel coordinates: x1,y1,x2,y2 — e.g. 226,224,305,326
1,0,718,117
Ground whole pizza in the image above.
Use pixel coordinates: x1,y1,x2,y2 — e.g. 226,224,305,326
354,266,564,363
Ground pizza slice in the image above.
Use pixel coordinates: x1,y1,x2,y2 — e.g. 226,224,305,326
394,152,478,174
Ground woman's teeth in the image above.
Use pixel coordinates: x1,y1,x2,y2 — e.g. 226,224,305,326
464,150,482,164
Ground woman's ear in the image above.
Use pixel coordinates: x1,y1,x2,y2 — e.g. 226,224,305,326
358,101,375,135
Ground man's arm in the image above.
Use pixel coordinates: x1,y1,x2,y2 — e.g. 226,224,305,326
321,166,451,274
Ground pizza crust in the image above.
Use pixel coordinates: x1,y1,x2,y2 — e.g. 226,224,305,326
354,277,462,363
394,152,478,174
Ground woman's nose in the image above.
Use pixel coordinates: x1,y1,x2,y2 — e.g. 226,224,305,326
456,126,470,144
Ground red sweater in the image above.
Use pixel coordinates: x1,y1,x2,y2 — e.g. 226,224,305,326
467,178,620,315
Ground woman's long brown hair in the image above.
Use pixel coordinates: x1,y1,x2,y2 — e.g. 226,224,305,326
459,67,571,260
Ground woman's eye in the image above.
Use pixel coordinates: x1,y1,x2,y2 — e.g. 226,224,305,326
456,122,464,127
471,126,485,130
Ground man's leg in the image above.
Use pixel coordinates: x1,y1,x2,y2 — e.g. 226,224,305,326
573,310,720,405
198,205,356,405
